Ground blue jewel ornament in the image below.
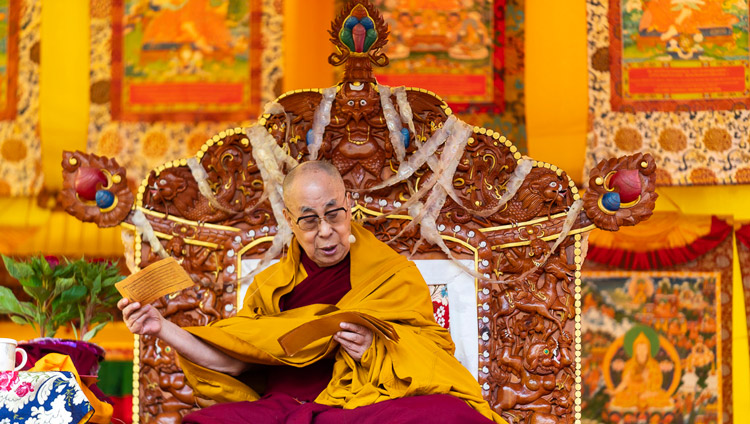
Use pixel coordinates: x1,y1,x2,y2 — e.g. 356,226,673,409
360,17,375,30
601,191,621,212
401,128,410,149
306,129,314,145
96,189,115,209
344,16,359,30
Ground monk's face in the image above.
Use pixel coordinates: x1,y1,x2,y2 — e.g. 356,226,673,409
283,171,352,267
635,342,649,364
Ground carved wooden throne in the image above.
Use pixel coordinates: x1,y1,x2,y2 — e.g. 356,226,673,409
61,2,657,423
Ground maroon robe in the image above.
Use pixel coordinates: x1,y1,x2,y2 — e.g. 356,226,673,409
267,251,351,402
183,251,494,424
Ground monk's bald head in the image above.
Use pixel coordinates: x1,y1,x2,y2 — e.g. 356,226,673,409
282,161,345,206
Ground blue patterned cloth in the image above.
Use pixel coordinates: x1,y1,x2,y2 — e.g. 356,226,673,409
0,371,93,424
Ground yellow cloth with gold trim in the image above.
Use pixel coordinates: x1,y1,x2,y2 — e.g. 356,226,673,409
178,222,505,423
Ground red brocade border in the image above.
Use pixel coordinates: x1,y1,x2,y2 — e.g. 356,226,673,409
587,216,732,270
737,222,750,376
736,222,750,250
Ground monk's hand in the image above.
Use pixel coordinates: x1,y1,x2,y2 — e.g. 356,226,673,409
334,322,373,363
118,298,164,336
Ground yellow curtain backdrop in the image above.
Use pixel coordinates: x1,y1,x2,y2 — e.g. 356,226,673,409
9,0,750,415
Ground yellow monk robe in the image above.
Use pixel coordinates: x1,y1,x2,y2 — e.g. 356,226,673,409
178,222,506,424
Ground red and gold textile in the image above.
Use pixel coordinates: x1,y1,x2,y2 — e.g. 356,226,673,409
0,0,40,197
585,0,750,186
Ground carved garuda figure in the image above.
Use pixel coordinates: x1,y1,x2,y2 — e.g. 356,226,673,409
61,1,657,423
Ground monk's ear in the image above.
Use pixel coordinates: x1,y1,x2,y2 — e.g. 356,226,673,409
282,208,294,228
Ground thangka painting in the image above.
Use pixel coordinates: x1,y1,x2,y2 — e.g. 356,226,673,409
586,0,750,186
88,0,283,189
579,271,729,424
0,0,40,197
736,222,750,360
363,0,526,151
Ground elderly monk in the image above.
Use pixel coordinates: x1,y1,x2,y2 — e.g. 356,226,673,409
118,160,506,424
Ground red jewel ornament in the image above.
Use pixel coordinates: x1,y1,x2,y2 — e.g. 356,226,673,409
609,169,641,203
352,23,366,52
74,167,107,201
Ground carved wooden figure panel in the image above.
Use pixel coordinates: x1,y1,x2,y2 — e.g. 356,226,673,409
61,1,657,423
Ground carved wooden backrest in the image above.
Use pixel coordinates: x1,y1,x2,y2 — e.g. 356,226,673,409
61,2,657,423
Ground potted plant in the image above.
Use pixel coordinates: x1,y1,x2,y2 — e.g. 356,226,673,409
0,255,125,376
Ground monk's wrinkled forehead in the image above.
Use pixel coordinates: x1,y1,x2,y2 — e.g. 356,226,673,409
297,195,341,214
283,161,346,210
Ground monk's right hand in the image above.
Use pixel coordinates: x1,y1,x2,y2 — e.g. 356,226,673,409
118,298,164,336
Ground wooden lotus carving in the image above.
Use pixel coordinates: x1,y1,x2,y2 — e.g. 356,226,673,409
60,1,657,423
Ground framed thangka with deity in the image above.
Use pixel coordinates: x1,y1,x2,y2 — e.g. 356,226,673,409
579,271,728,424
89,0,282,191
358,0,527,151
611,0,749,111
586,0,750,185
111,0,264,122
373,0,499,109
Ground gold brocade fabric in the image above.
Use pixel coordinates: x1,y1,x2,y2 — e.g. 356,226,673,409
178,223,505,423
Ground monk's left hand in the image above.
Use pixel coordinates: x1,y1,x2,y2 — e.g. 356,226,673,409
334,322,373,363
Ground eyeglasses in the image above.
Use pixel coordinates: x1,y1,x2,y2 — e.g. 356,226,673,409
289,207,349,232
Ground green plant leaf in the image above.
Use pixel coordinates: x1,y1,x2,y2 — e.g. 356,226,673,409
17,301,36,317
52,309,78,325
52,263,67,278
91,273,102,297
90,311,113,325
19,275,41,288
9,315,31,326
22,285,50,303
61,285,88,303
0,286,25,315
82,320,110,342
50,296,63,311
45,325,58,338
70,324,79,341
98,293,120,309
102,274,124,288
2,255,33,280
54,277,76,294
39,256,52,277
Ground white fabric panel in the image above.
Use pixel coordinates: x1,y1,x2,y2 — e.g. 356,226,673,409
238,259,279,307
414,260,478,380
